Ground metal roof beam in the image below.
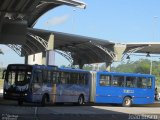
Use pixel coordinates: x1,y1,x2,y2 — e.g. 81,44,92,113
26,35,43,52
90,41,116,60
27,32,48,49
82,43,106,61
44,0,86,9
7,44,30,56
55,50,73,65
122,45,150,60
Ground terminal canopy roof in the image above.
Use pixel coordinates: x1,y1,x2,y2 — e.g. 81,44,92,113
125,42,160,54
0,0,86,27
24,28,115,65
0,0,116,66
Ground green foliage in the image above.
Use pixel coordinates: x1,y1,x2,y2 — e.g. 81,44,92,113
133,60,150,74
83,64,94,70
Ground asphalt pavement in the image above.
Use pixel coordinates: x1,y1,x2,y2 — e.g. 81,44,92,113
0,96,160,120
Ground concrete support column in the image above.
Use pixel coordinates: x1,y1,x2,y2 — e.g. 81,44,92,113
46,50,55,65
105,62,112,71
26,34,55,65
46,33,55,65
114,44,126,61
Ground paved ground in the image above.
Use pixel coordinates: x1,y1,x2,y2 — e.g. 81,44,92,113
0,97,160,120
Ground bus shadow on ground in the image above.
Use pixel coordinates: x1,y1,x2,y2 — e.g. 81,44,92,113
0,98,160,120
0,103,134,120
0,95,160,107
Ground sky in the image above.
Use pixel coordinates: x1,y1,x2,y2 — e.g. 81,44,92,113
1,0,160,67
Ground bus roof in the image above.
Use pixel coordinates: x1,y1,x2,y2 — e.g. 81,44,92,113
96,71,155,77
7,64,155,77
59,67,89,73
7,64,58,70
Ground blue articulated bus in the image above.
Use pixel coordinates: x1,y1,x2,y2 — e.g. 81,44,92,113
3,64,90,106
89,71,155,107
3,64,155,107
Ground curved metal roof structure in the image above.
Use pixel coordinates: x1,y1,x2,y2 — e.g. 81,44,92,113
0,0,117,66
1,0,160,67
0,0,86,27
123,42,160,59
125,42,160,54
24,28,115,65
5,27,115,66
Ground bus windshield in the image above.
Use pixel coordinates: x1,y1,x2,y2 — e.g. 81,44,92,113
7,70,31,86
5,65,32,86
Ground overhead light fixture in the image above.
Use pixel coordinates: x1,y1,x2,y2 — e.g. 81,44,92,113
146,52,150,57
126,55,130,59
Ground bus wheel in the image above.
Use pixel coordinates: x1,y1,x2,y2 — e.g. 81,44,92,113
78,95,84,105
41,94,48,106
122,97,132,107
18,99,23,106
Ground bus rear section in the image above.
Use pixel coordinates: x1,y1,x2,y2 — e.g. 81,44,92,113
30,67,90,106
89,71,155,107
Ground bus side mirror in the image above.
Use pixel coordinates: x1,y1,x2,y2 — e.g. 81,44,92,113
2,70,6,79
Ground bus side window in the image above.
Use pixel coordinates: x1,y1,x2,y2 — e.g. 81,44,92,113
137,77,147,88
112,76,118,86
42,70,48,83
47,71,51,83
66,72,70,84
112,76,124,87
52,72,57,84
55,72,60,83
61,72,69,84
84,74,88,85
59,72,67,84
99,75,111,86
125,76,136,88
146,78,152,88
79,73,85,85
56,72,60,84
70,73,78,84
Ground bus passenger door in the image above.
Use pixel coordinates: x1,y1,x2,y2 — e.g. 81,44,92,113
31,70,43,102
54,71,67,102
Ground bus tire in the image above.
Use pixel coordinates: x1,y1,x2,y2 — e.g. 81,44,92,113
122,97,132,107
78,95,84,105
18,99,23,106
41,94,48,107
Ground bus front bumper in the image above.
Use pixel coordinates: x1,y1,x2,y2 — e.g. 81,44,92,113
3,91,28,101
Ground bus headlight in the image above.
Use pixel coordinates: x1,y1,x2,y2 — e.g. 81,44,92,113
24,93,27,96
